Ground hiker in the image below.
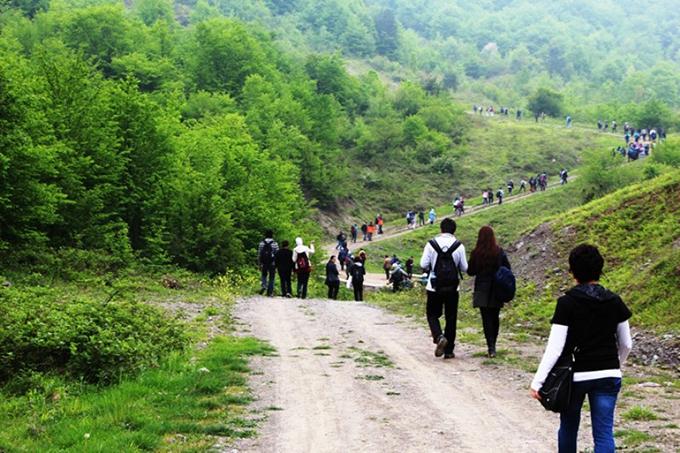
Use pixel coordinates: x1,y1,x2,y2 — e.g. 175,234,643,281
429,208,437,225
361,223,368,241
565,115,572,128
258,230,279,297
344,253,353,279
528,176,536,192
597,119,602,130
336,231,346,249
350,224,358,243
338,246,348,272
418,210,425,227
275,240,293,298
519,179,527,193
488,188,494,204
482,190,488,205
292,237,314,299
611,120,617,133
383,255,392,280
560,169,568,185
420,218,468,359
516,109,522,120
507,180,514,195
467,226,511,358
496,188,504,205
325,256,340,300
367,222,376,241
454,197,464,216
539,173,548,191
349,257,365,301
405,256,414,279
530,244,632,453
389,263,408,292
377,214,384,234
405,211,411,227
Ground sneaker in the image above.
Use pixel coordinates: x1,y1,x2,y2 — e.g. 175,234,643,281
444,353,456,359
488,351,496,358
434,335,448,357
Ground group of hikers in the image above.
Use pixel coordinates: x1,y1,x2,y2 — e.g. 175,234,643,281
257,231,315,299
472,104,527,120
613,124,665,162
342,215,385,244
257,212,634,452
404,209,437,229
479,171,556,206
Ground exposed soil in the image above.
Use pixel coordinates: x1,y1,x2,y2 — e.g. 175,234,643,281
229,297,580,452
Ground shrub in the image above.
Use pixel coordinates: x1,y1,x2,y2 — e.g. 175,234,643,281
653,136,680,168
0,286,188,387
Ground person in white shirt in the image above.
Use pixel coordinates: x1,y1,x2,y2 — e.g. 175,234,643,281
292,237,315,299
419,218,468,359
530,244,632,452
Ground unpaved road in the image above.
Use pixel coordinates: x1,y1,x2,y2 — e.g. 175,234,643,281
231,297,583,452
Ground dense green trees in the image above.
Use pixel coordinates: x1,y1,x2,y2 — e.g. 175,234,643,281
0,0,468,273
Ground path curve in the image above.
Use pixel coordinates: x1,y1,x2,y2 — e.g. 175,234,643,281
231,297,576,452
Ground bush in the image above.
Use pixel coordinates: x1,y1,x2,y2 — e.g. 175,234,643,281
0,286,188,387
653,137,680,168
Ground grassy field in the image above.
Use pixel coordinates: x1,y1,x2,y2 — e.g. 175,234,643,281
344,114,622,226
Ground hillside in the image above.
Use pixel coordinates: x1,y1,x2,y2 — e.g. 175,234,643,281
326,114,620,229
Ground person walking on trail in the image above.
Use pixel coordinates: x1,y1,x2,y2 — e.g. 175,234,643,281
405,256,414,279
467,226,512,358
360,223,368,241
530,244,632,453
487,187,494,204
539,173,548,191
377,214,384,235
496,188,504,205
350,224,358,243
383,255,392,280
428,208,437,225
258,230,279,297
292,237,314,299
367,222,376,241
418,210,425,227
482,190,489,205
507,180,514,195
349,257,365,301
560,169,569,185
519,179,527,193
565,115,572,128
325,256,340,300
336,231,346,249
389,263,408,292
275,240,293,298
420,218,468,359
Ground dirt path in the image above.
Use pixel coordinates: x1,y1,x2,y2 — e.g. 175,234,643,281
231,297,578,452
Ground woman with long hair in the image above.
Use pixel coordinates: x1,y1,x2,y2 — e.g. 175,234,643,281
467,225,511,357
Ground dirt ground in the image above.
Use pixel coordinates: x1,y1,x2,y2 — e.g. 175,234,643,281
228,296,587,453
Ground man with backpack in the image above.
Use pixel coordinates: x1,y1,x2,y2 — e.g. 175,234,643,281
292,237,314,299
349,257,365,301
275,240,293,298
496,187,504,205
389,263,408,292
258,230,279,297
420,218,468,359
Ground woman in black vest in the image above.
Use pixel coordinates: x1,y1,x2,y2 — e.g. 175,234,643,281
467,225,510,358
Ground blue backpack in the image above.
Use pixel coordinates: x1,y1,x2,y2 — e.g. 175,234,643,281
494,259,516,304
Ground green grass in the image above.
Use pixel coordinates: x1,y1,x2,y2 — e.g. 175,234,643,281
622,406,660,422
347,347,394,368
346,115,621,225
361,179,585,273
0,337,274,452
614,429,653,447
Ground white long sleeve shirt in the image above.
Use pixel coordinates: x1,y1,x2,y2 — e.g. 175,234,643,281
419,233,468,292
531,321,633,391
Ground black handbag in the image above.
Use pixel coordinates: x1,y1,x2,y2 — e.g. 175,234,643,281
538,347,577,413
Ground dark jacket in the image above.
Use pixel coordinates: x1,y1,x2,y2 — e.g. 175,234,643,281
325,261,340,284
467,248,510,308
275,248,293,273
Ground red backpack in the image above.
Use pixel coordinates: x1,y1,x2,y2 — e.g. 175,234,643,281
295,252,311,274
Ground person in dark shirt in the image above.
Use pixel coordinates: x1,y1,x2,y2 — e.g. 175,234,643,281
275,240,293,298
325,256,340,300
531,244,633,453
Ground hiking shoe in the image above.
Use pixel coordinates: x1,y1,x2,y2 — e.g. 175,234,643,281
488,351,497,358
434,335,448,357
444,353,456,359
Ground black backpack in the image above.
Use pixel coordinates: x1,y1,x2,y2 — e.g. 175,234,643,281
351,263,364,283
429,239,462,292
259,241,275,268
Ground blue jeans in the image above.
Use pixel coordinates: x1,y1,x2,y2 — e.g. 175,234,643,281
260,267,275,296
558,377,621,453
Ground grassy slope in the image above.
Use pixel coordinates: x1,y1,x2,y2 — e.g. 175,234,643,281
341,114,621,228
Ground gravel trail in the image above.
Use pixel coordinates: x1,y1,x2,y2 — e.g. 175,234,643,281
231,297,571,452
